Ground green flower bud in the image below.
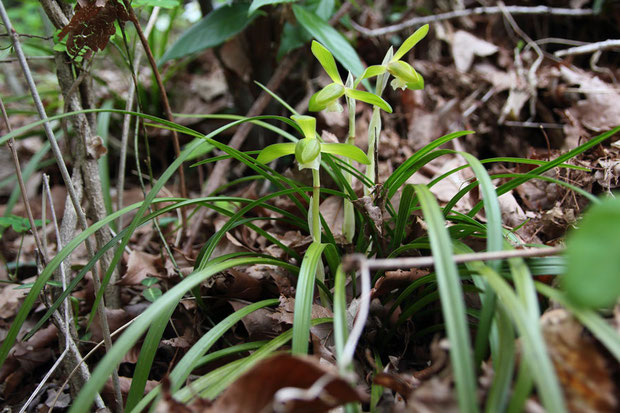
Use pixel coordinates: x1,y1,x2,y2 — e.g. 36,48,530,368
387,60,423,91
295,138,321,170
308,83,345,112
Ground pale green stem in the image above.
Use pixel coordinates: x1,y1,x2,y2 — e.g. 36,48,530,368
364,107,381,196
311,169,330,307
312,169,321,243
343,75,356,242
364,48,393,197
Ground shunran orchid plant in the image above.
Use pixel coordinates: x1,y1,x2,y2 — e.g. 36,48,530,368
253,26,429,355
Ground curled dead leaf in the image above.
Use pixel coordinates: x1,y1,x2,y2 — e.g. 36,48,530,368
210,353,367,413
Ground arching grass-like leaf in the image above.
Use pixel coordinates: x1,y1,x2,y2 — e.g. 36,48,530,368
414,185,479,413
292,241,327,354
68,257,288,412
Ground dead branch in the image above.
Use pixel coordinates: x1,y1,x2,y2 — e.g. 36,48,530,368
122,0,188,226
1,1,123,408
352,5,595,37
555,39,620,57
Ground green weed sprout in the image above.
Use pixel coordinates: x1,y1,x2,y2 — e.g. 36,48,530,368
256,114,370,242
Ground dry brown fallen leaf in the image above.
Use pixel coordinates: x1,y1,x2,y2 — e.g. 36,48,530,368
119,250,162,285
541,309,618,413
209,353,367,413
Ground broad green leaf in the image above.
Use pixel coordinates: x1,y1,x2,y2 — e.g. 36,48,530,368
256,142,296,164
321,143,370,165
160,3,257,63
344,89,392,113
292,5,364,77
249,0,296,15
564,196,620,308
132,0,180,8
311,40,343,84
393,24,430,61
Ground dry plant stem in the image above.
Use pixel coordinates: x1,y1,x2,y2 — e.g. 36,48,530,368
341,245,564,368
39,0,121,310
122,0,187,225
352,5,595,37
0,97,45,263
48,319,134,413
555,39,620,57
0,3,122,410
498,1,543,121
41,175,107,412
184,52,299,253
117,6,160,231
359,246,564,271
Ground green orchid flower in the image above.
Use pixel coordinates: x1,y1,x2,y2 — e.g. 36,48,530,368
308,41,392,114
256,115,370,171
357,24,429,91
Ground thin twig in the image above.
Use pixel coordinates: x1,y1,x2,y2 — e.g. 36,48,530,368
122,0,188,226
48,319,134,413
498,1,543,122
555,39,620,57
356,246,564,271
352,5,595,37
117,6,160,232
0,96,46,264
0,3,122,410
0,55,55,63
0,32,52,39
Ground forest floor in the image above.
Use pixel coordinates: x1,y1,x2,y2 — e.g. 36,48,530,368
0,1,619,412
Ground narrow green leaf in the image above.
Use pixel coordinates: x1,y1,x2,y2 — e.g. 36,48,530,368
69,257,287,412
414,185,479,413
292,5,364,77
344,88,392,113
393,24,430,61
292,242,327,354
333,264,348,366
464,258,567,413
160,4,257,63
311,40,343,84
249,0,296,14
256,142,296,164
321,143,370,164
469,125,620,216
125,305,175,411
